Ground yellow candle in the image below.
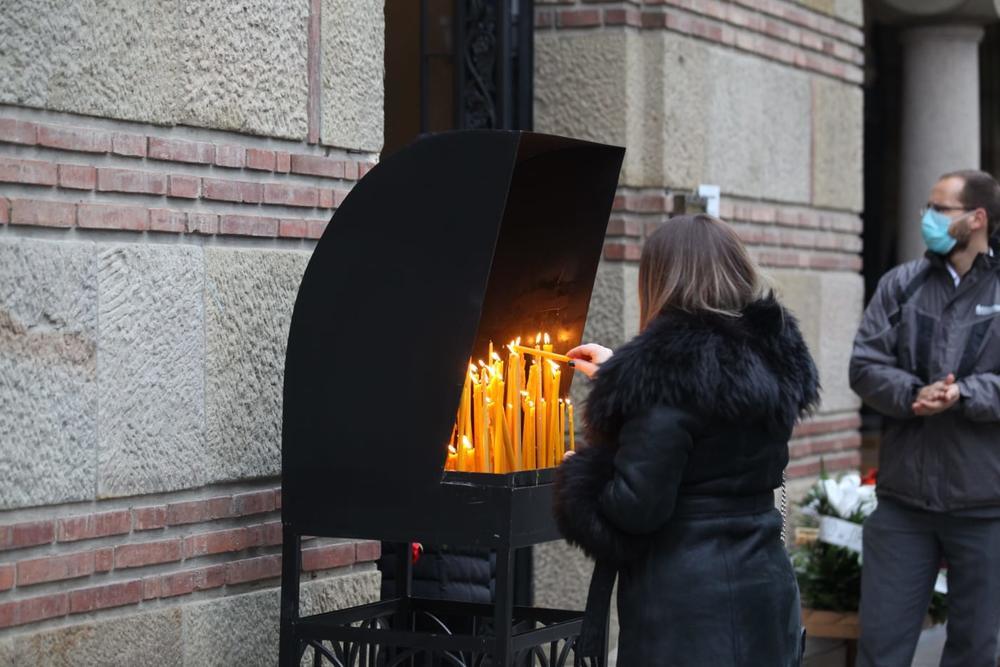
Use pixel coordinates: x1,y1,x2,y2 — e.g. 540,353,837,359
543,332,553,354
446,444,457,470
506,344,522,470
473,374,485,471
568,399,575,452
559,398,567,460
462,435,474,472
538,398,548,467
524,402,536,468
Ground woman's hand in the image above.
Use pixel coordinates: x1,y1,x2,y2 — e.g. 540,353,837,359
567,343,613,379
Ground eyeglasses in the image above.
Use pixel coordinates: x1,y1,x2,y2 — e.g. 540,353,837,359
921,203,969,217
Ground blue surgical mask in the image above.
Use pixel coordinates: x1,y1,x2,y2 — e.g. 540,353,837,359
921,209,957,255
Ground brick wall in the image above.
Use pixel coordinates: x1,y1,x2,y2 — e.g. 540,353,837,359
0,104,383,652
0,483,379,632
536,0,863,86
0,111,374,241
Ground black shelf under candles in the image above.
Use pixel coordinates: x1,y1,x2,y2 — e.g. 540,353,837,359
279,129,624,666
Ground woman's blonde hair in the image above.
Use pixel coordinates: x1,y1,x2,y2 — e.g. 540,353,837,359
638,214,767,328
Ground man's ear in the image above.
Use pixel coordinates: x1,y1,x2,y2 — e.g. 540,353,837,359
973,208,989,231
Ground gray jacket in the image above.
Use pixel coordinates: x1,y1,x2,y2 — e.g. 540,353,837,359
850,243,1000,512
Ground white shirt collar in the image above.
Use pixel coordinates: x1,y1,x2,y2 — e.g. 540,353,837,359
947,247,994,286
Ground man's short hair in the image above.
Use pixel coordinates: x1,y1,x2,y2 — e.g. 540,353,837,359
942,169,1000,237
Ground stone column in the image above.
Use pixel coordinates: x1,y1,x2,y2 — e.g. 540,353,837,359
898,25,985,262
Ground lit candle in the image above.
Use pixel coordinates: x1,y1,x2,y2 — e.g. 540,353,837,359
473,369,485,471
543,332,553,354
506,343,522,470
446,444,457,470
548,361,561,467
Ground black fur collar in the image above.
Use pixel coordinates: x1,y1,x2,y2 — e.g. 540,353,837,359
583,295,819,443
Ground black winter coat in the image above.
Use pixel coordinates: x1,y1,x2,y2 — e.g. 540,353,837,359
555,297,819,666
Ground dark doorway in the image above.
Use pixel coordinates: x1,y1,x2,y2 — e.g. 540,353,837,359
383,0,534,156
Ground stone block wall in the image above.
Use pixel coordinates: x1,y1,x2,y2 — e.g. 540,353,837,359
0,0,384,662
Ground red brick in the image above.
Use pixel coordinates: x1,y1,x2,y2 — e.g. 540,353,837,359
132,506,167,531
260,521,283,547
9,199,75,228
168,174,200,199
246,147,276,171
342,161,359,180
279,219,308,238
0,564,14,592
0,118,38,145
232,490,276,517
0,196,9,224
0,520,55,550
219,214,278,237
0,156,57,186
318,188,335,209
605,7,642,26
17,593,68,625
148,137,215,164
226,555,282,585
58,163,96,190
187,212,219,235
161,565,225,598
77,203,148,231
97,167,167,195
302,543,355,572
95,548,114,573
263,182,318,208
17,551,96,586
114,539,182,569
149,208,187,233
356,540,381,563
289,154,343,179
143,576,161,600
57,510,131,543
69,580,142,614
307,220,327,240
214,144,246,168
165,496,232,526
0,601,13,628
603,243,642,261
274,489,282,509
202,178,262,203
333,190,348,207
275,151,291,173
358,162,376,178
557,8,602,27
38,125,111,153
111,132,147,157
184,528,252,559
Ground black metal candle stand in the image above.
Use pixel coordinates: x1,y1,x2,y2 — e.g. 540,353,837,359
278,130,624,667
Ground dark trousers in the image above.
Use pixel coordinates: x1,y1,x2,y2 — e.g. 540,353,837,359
858,498,1000,667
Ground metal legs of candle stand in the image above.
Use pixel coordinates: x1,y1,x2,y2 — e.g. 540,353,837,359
278,527,302,667
495,546,516,666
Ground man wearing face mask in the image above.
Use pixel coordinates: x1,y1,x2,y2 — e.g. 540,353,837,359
850,170,1000,667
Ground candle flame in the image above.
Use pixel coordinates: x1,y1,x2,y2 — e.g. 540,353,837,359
491,351,502,363
535,332,542,345
448,444,457,455
462,435,473,450
544,333,551,345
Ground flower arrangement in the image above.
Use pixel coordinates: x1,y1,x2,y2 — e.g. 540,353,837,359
791,467,947,625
